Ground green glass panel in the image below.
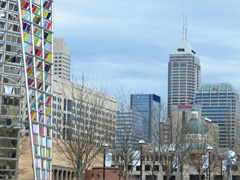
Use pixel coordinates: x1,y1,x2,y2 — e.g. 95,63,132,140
34,38,39,46
36,29,41,37
46,34,51,41
45,74,48,81
37,146,40,155
35,7,41,14
36,170,39,178
31,101,36,109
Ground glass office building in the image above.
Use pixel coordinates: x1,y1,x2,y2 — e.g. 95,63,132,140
130,94,161,142
116,111,143,150
0,0,53,179
196,83,240,149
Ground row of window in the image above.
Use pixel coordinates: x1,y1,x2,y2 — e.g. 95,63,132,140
54,52,71,57
111,164,177,172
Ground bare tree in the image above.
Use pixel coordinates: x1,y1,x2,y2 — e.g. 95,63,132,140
53,74,116,180
148,103,189,180
110,90,142,180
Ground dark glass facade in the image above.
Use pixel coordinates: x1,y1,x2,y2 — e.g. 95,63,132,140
130,94,161,142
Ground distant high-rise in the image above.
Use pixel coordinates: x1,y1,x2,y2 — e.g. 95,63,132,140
53,38,71,80
196,83,240,149
131,94,161,142
168,26,201,116
116,110,143,150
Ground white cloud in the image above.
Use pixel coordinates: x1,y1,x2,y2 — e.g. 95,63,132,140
54,0,240,101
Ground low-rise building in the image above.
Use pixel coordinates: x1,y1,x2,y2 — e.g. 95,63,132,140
84,167,126,180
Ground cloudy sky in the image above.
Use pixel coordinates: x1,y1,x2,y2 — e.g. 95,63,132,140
54,0,240,102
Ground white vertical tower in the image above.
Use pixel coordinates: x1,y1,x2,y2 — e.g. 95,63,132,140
167,22,201,117
53,38,71,80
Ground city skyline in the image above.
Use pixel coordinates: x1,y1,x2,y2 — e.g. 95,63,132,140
54,0,240,103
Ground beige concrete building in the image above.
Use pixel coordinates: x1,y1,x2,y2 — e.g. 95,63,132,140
53,38,71,80
18,138,104,180
52,77,117,147
164,105,219,148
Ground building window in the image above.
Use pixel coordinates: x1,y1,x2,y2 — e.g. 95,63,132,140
68,99,72,111
136,166,141,171
164,176,175,180
173,62,179,67
145,165,150,171
154,165,159,171
146,175,158,180
178,48,184,52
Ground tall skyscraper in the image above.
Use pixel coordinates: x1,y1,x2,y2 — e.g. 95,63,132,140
168,27,201,117
196,83,240,149
130,94,161,142
53,38,71,80
0,0,54,179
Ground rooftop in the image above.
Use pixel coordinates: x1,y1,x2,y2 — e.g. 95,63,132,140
198,83,236,92
171,40,197,56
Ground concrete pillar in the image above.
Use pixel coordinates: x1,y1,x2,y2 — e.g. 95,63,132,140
69,171,72,180
66,171,69,180
61,170,63,180
52,169,54,180
56,169,59,180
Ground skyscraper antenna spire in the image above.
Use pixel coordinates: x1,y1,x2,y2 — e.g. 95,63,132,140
182,13,185,40
185,16,188,41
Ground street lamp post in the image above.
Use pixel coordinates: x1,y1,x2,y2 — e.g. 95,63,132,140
207,146,214,180
101,143,109,180
138,140,146,180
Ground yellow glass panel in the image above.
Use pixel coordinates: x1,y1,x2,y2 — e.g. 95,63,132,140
46,107,51,114
43,11,48,18
46,54,51,61
37,71,42,79
24,33,28,41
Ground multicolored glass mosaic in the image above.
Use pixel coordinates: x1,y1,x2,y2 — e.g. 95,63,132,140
19,0,53,179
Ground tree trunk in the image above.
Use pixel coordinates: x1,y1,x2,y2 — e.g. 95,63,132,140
166,173,170,180
124,169,128,180
152,172,155,180
180,164,183,180
198,171,201,180
76,171,85,180
76,172,80,180
152,161,155,180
